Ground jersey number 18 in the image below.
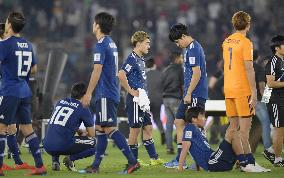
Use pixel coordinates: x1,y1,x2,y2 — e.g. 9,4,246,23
49,106,74,126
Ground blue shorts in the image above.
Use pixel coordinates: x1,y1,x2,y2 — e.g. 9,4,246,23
176,97,206,119
208,140,236,172
0,96,32,125
95,98,118,127
126,94,152,128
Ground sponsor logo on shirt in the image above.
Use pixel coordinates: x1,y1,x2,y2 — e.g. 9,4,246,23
189,57,195,65
94,53,100,62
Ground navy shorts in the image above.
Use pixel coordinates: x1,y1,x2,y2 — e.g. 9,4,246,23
175,97,206,119
208,140,236,172
126,94,152,128
95,98,118,127
0,96,32,125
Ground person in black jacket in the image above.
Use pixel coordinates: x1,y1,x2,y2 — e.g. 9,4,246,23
161,51,183,154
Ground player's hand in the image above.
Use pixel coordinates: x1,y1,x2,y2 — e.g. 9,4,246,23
177,166,184,172
184,93,192,104
82,94,92,107
249,93,257,109
129,88,139,97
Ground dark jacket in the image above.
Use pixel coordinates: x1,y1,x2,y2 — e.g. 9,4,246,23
146,69,163,104
161,63,183,99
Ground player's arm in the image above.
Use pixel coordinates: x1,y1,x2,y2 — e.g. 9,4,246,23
85,126,95,137
118,62,138,97
178,140,191,172
184,66,201,103
31,64,37,74
266,75,284,88
244,61,257,107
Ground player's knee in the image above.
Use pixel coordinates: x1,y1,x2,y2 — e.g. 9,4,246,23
7,124,17,135
0,124,8,135
239,129,249,139
143,125,153,136
19,124,34,136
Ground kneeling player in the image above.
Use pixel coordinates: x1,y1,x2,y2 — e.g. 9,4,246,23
178,107,271,172
43,83,96,171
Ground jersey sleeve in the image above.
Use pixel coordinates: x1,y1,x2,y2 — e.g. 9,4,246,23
187,48,201,67
121,57,135,74
93,43,106,65
182,125,194,142
81,108,94,127
243,40,253,61
265,59,275,76
0,41,7,62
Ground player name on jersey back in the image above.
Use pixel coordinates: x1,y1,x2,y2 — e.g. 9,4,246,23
59,100,79,108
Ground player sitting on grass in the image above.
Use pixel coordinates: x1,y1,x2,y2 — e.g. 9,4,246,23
178,107,271,172
43,83,96,171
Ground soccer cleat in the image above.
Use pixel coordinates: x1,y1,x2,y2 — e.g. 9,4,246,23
52,162,60,171
119,162,140,174
63,156,76,171
164,159,188,169
149,158,165,166
254,163,271,172
274,160,284,167
24,166,47,176
80,165,99,174
240,164,266,173
14,162,35,170
262,149,275,164
137,159,149,167
1,164,14,171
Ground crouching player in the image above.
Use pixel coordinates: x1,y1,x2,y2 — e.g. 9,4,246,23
43,83,96,171
178,107,271,172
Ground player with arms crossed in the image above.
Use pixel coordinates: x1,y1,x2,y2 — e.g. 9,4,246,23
164,23,208,168
222,11,268,171
118,31,164,166
81,12,139,174
43,83,96,171
178,107,271,172
0,12,46,176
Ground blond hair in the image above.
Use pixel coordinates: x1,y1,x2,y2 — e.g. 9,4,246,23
232,11,251,31
131,31,150,47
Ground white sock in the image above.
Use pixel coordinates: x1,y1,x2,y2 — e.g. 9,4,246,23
274,157,283,163
267,146,274,153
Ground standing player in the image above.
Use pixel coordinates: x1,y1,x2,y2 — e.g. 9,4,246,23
178,107,270,172
118,31,164,166
0,12,46,176
222,11,267,171
263,35,284,166
43,83,96,171
164,23,208,168
81,12,139,174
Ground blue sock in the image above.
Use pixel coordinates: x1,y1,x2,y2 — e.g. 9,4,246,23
175,143,182,161
52,155,59,163
7,134,23,165
92,132,108,169
237,154,247,167
25,132,43,168
143,138,158,159
70,148,96,161
0,134,6,168
246,153,255,164
129,144,138,159
109,130,137,165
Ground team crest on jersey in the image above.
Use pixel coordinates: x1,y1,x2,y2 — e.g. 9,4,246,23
189,57,195,65
94,53,100,62
125,64,132,72
185,131,192,139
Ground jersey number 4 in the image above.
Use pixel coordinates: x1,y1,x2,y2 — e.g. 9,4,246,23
49,106,74,126
15,51,32,77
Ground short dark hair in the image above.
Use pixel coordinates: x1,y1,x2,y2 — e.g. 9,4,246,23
270,35,284,54
0,23,5,38
145,57,155,68
95,12,115,35
184,107,205,123
170,50,183,62
169,23,189,42
7,12,26,33
71,82,87,100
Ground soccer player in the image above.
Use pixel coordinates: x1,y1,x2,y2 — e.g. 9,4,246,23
263,35,284,166
0,12,46,176
178,107,270,172
43,83,96,171
164,23,208,168
222,11,269,171
81,12,139,174
118,31,164,166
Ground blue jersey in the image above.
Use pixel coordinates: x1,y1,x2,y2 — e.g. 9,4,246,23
0,36,36,98
182,123,214,171
183,40,208,99
43,98,94,151
121,52,147,90
93,36,119,103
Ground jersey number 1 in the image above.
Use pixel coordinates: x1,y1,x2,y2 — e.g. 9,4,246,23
228,47,232,70
49,106,74,126
113,52,118,75
15,51,32,77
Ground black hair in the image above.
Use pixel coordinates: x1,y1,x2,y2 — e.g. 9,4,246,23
7,12,26,33
253,50,259,61
184,107,205,123
270,35,284,54
170,50,183,62
169,23,189,42
145,57,155,68
71,82,87,100
0,23,5,38
95,12,115,35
